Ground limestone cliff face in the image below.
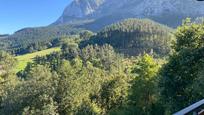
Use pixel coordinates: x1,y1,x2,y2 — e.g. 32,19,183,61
63,0,105,17
56,0,105,24
54,0,204,28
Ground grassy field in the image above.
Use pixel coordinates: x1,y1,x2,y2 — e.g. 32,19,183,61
15,47,61,73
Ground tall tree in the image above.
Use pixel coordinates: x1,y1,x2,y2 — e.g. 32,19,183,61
160,19,204,113
0,51,18,107
127,54,161,115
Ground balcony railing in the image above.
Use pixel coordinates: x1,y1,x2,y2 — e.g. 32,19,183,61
174,99,204,115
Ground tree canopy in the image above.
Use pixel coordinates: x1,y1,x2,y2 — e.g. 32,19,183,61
80,19,173,57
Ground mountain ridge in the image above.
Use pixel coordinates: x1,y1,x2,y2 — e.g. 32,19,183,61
1,0,204,54
54,0,204,28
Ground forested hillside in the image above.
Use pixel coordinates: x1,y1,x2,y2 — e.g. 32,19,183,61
81,19,173,56
1,19,204,114
0,25,85,55
0,18,173,57
3,0,204,55
1,0,204,114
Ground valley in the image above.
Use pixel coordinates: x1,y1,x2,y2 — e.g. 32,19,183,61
0,0,204,115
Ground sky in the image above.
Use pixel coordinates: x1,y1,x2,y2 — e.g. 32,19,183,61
0,0,72,34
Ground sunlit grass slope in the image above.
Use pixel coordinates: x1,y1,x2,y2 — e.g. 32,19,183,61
15,47,61,73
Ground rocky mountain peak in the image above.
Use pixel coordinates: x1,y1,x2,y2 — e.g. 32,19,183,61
56,0,105,24
54,0,204,28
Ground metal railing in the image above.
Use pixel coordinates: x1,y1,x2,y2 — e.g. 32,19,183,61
174,99,204,115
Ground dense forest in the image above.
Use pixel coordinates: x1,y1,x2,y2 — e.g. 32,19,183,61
0,19,173,57
80,19,173,57
0,25,86,55
0,18,204,114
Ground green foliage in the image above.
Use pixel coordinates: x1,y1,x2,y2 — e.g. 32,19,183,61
76,101,102,115
174,18,204,52
128,54,162,115
80,18,173,56
79,30,94,40
160,20,204,113
15,47,61,73
131,54,160,80
60,41,123,71
0,25,90,55
1,44,132,115
2,17,204,115
22,95,59,115
0,51,19,112
0,51,16,72
1,65,58,114
80,44,122,71
61,42,79,59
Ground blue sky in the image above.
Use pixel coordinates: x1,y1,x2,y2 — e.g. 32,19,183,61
0,0,72,34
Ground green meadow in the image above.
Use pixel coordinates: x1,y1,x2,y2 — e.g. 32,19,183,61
15,47,61,73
